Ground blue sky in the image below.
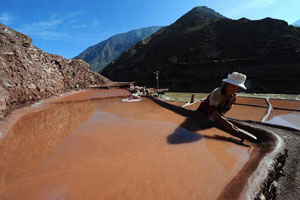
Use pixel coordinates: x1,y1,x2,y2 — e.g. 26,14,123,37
1,0,299,59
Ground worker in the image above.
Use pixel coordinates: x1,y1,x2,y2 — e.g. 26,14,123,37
197,72,247,135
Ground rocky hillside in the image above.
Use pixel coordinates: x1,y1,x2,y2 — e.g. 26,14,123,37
0,23,111,118
102,6,300,94
74,26,162,72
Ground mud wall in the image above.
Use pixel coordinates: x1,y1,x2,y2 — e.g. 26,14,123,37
0,23,111,118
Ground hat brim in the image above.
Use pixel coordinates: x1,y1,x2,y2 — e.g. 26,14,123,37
222,79,247,90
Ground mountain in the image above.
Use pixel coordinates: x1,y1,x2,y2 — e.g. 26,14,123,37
102,7,300,94
292,19,300,27
171,6,226,31
0,23,110,117
74,26,162,72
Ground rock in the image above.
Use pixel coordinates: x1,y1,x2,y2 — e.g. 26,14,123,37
0,23,111,117
3,82,13,88
269,180,278,192
258,193,266,200
27,83,36,89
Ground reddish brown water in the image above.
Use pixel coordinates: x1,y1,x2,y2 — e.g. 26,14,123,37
235,97,268,107
0,89,253,200
44,88,131,103
183,101,268,122
230,98,300,130
226,105,268,121
269,99,300,110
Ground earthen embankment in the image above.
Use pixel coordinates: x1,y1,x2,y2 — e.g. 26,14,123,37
0,23,111,119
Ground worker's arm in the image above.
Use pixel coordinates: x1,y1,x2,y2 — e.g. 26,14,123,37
210,111,240,133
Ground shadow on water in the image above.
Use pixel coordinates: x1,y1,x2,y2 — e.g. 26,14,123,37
147,97,249,147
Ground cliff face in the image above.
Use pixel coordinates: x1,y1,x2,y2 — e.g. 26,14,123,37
102,7,300,94
0,23,111,118
74,26,162,72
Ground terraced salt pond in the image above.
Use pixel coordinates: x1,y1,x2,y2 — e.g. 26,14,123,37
165,93,300,131
0,89,265,200
162,92,300,102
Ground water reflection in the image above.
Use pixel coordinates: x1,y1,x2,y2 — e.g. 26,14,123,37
0,101,96,189
266,112,300,131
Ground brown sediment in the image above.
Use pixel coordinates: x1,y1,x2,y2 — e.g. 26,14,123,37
235,96,269,107
226,105,267,121
269,99,300,110
43,88,131,104
183,96,300,131
228,97,300,131
177,97,268,121
184,101,268,122
226,97,300,131
0,89,260,200
184,97,270,111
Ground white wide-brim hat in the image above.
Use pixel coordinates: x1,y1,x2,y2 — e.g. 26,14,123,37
222,72,247,90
